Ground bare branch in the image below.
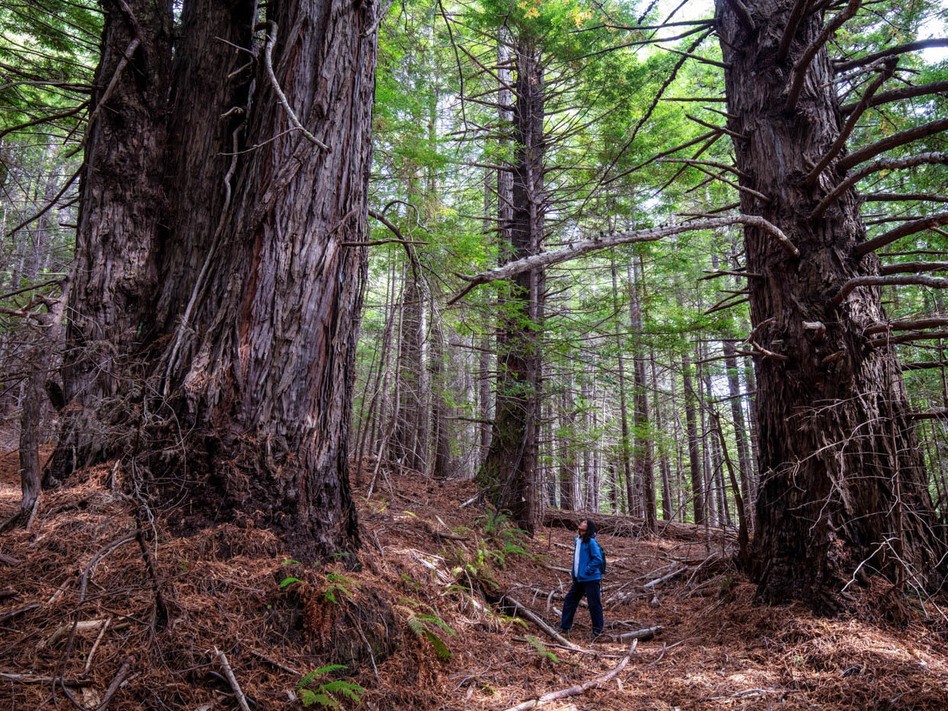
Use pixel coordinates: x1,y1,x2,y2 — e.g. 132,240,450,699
879,261,948,275
723,0,756,33
686,114,742,139
657,157,749,179
785,0,862,113
840,81,948,115
853,211,948,258
865,317,948,336
832,274,948,306
869,329,948,347
863,192,948,204
835,38,948,73
811,152,947,218
804,59,897,185
837,117,948,172
4,166,81,239
776,0,811,63
258,22,329,151
448,215,797,304
657,45,730,69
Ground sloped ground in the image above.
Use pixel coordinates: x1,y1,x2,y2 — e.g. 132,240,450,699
1,452,947,710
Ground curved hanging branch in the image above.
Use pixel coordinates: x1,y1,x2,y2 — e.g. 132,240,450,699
776,0,810,63
258,21,330,151
448,214,796,304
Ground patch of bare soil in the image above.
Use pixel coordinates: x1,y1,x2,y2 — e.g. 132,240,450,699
1,459,947,709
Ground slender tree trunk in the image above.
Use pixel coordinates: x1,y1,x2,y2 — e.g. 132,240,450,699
610,255,635,516
629,256,656,530
390,274,427,472
479,37,545,533
724,339,754,528
682,352,705,525
717,0,942,607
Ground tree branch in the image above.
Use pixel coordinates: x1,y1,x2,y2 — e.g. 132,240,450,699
776,0,811,63
879,261,948,276
785,0,862,112
723,0,756,33
853,211,948,258
865,317,948,336
863,192,948,204
448,215,797,304
832,274,948,306
840,80,948,115
837,117,948,172
804,58,896,185
835,38,948,73
811,152,947,218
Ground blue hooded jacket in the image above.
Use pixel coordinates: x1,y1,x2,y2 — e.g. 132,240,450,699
571,534,604,582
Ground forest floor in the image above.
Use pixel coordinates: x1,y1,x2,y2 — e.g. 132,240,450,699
1,449,948,710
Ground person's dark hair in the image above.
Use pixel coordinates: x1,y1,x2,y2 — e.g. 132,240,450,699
581,519,597,543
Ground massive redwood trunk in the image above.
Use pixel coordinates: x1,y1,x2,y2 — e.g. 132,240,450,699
52,0,380,561
716,0,941,608
479,37,545,533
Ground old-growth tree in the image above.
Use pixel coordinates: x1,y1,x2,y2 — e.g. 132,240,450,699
50,0,380,558
715,0,945,607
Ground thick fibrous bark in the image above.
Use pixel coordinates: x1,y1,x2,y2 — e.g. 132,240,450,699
716,0,942,609
48,0,173,480
54,0,380,560
479,38,545,534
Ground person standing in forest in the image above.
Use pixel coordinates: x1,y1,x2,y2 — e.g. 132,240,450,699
559,519,605,641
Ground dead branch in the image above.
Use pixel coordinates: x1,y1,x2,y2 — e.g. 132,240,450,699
96,656,132,710
643,568,687,590
853,212,948,258
832,274,948,306
448,215,796,304
785,0,862,112
502,595,580,650
0,603,39,625
213,646,252,711
902,360,948,371
657,158,748,180
811,152,948,218
4,165,81,239
838,118,948,172
723,0,756,33
869,329,948,347
864,192,948,204
618,625,663,641
805,59,897,184
840,80,948,115
0,672,92,686
776,0,810,62
865,317,948,336
835,38,948,73
258,22,329,151
503,640,637,710
686,114,742,139
657,46,730,69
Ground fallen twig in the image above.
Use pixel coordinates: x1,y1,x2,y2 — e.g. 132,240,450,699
213,646,252,711
618,625,663,641
0,603,39,625
503,639,638,710
95,656,132,710
502,595,579,650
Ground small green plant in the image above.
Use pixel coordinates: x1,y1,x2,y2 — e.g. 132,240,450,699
399,599,456,660
296,664,364,708
280,559,303,590
322,571,357,604
526,635,559,665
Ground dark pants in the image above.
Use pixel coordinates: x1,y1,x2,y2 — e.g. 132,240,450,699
559,579,604,635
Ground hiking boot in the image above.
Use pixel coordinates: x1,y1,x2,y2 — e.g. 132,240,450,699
558,628,571,640
590,630,604,643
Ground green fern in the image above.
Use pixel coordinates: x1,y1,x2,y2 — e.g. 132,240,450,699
401,601,457,661
526,634,559,664
297,665,364,708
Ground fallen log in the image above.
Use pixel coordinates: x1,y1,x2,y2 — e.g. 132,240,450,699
543,509,737,544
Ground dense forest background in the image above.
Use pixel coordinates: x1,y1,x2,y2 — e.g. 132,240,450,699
1,0,947,608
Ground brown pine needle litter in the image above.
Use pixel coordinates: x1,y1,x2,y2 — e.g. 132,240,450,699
1,452,947,709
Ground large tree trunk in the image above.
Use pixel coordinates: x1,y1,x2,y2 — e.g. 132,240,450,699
716,0,941,608
156,0,377,558
48,0,173,481
479,37,545,533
